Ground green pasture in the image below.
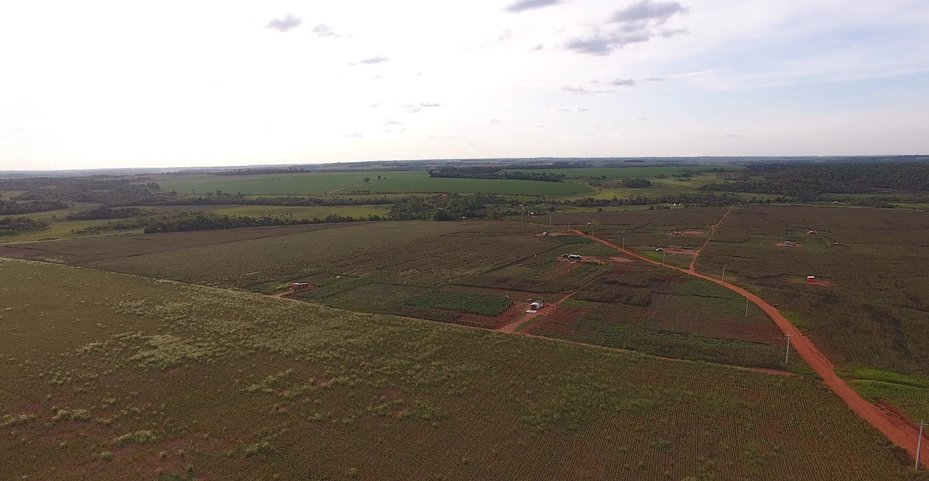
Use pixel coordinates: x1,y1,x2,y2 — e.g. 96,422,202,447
155,171,592,197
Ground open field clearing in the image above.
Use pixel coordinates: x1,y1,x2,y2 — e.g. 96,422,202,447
0,218,144,243
154,171,415,195
539,207,725,255
693,206,929,417
155,171,592,197
0,259,920,480
697,206,929,375
523,262,788,369
0,222,549,288
2,220,793,369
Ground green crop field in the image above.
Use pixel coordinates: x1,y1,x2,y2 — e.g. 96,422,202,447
0,258,918,480
154,171,415,195
154,171,592,197
405,290,512,316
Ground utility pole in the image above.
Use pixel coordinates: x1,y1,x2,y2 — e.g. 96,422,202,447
784,334,792,365
918,419,925,471
721,265,726,285
744,297,749,317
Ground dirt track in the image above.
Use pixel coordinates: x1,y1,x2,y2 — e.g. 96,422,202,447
574,227,929,467
498,290,578,333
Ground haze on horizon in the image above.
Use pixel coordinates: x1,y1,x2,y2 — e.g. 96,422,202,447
1,0,928,171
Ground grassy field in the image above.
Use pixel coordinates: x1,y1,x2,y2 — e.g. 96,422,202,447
693,205,929,422
541,206,725,257
0,258,919,480
697,206,929,376
154,171,593,197
2,219,798,371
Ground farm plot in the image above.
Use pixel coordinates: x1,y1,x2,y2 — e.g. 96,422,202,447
0,259,918,480
540,207,724,257
0,221,559,289
155,170,592,197
453,242,609,293
524,262,788,369
154,171,419,195
696,205,929,380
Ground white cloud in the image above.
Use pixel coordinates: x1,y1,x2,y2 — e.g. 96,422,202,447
265,14,302,33
506,0,564,14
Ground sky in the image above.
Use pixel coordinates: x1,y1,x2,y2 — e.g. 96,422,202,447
1,0,928,170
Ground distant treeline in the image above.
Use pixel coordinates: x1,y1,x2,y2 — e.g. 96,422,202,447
66,206,152,220
389,194,513,221
428,167,565,182
139,191,394,207
0,175,395,212
0,217,48,236
141,212,375,233
567,192,743,208
702,162,929,199
76,211,384,235
0,199,68,215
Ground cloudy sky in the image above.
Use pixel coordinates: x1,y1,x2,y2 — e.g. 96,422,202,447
1,0,928,170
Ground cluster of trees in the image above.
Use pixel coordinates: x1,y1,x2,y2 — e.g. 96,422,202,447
0,199,68,215
702,162,929,199
1,177,165,205
622,178,652,188
389,194,507,221
0,217,48,236
145,191,393,207
142,212,379,234
66,206,151,220
568,192,743,208
427,167,565,182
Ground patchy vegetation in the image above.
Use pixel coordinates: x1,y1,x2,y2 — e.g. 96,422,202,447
0,258,919,480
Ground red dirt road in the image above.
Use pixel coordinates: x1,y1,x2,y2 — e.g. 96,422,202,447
574,228,929,466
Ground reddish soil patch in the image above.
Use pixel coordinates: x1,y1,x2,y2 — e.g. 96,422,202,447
498,290,578,333
521,306,587,336
557,255,611,265
775,242,803,248
608,256,634,264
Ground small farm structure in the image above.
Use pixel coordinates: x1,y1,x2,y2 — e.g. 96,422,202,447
562,254,582,262
806,276,816,284
290,282,311,290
